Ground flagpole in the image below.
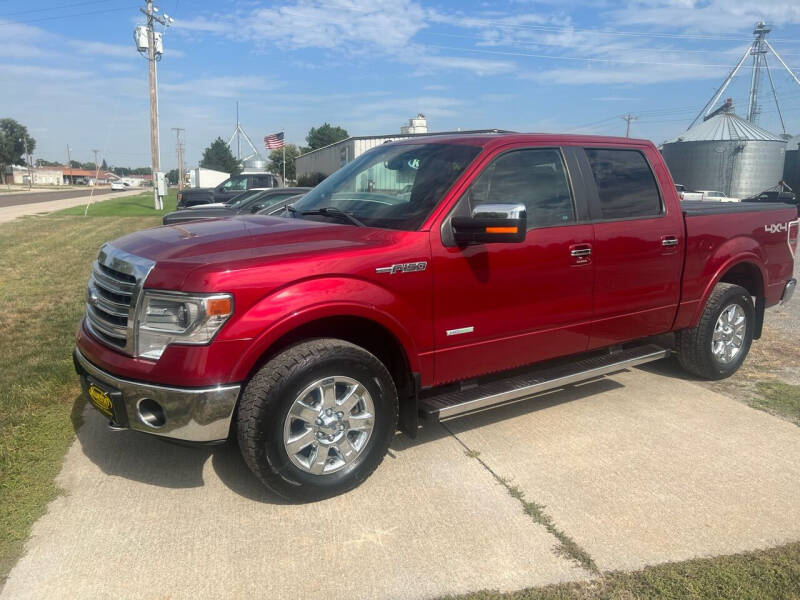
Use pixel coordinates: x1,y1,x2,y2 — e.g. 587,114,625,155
282,142,286,186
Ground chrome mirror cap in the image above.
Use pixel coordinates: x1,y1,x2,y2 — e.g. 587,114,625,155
471,203,527,220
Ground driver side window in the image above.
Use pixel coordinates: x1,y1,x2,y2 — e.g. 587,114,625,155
465,148,576,230
223,176,247,191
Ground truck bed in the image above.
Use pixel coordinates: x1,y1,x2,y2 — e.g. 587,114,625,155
681,200,798,217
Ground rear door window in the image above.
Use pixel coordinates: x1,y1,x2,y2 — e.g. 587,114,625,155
250,174,274,188
584,148,662,220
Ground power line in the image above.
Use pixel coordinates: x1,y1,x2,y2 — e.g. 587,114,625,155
423,43,799,71
5,0,120,17
11,5,136,24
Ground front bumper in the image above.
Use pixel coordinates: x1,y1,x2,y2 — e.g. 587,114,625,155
781,278,797,305
74,348,240,443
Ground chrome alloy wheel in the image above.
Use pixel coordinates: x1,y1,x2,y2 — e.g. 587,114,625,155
711,304,746,364
282,376,375,475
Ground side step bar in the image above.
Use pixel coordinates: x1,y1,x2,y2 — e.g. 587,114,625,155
420,344,670,420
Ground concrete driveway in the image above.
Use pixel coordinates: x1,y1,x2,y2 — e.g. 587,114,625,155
3,364,800,599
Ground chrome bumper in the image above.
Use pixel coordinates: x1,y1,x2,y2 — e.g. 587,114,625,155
73,348,240,443
781,278,796,305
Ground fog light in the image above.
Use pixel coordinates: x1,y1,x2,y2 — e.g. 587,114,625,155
137,398,166,428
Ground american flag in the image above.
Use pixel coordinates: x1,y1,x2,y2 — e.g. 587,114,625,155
264,131,285,150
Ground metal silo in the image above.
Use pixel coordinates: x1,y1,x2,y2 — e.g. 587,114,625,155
661,106,786,198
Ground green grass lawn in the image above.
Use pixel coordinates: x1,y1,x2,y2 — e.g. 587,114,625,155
57,189,177,216
443,542,800,599
0,210,161,582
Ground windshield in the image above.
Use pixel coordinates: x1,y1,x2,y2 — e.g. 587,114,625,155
227,189,264,209
290,143,482,230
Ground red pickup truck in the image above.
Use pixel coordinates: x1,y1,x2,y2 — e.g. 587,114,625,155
74,133,798,500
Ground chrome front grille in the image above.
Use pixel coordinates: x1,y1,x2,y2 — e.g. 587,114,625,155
85,244,155,355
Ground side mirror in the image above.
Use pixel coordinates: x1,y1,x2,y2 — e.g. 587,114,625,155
452,203,527,244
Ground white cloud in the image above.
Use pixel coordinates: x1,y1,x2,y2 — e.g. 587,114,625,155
175,0,520,76
610,1,800,33
160,76,281,98
412,54,516,76
68,40,135,59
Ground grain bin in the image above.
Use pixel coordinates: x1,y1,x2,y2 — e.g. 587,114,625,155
661,106,786,198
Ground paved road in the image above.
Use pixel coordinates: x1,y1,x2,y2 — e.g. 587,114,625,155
0,188,123,209
3,367,799,599
0,190,140,224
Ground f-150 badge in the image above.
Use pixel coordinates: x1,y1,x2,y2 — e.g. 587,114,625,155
375,261,428,274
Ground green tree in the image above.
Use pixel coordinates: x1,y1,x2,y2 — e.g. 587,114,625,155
200,137,240,175
166,168,179,185
101,158,108,171
268,144,300,183
305,123,348,151
35,159,61,167
0,119,36,184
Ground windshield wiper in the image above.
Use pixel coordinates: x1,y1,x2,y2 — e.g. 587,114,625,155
300,206,365,227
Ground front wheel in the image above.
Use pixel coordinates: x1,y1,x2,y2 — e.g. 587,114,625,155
236,339,398,501
676,282,754,380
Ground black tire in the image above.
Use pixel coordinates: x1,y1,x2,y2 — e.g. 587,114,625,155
675,283,754,380
236,338,398,501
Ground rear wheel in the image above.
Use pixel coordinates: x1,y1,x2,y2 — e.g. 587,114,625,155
676,283,754,380
236,339,398,501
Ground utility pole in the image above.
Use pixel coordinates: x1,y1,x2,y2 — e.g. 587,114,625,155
172,127,185,190
622,114,637,138
137,1,173,210
66,144,72,186
22,137,32,190
91,149,100,186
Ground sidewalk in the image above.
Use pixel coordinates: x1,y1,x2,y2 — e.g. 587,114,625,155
0,190,139,224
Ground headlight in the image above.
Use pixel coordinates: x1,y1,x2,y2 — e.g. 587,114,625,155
136,291,233,359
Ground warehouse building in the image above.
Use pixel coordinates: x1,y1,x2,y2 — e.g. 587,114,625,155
296,115,506,180
4,165,64,185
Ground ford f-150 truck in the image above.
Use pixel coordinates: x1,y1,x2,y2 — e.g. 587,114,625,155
74,133,798,501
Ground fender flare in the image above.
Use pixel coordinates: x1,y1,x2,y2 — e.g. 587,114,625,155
690,253,766,331
229,299,422,383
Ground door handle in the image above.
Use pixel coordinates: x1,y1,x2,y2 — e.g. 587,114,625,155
661,236,679,247
570,245,592,257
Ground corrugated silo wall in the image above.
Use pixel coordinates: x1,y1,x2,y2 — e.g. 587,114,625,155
662,140,786,198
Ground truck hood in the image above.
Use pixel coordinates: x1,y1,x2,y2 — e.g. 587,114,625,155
107,215,401,287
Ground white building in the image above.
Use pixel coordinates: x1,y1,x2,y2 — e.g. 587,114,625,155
400,114,428,134
4,165,64,185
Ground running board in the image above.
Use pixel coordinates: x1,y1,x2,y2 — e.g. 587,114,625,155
420,344,670,420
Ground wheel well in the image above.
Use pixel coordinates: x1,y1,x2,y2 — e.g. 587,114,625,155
252,316,415,398
718,261,765,339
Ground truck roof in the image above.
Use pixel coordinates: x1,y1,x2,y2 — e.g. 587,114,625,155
391,132,653,150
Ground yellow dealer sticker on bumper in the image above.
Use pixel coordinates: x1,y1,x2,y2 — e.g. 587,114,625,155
88,384,113,418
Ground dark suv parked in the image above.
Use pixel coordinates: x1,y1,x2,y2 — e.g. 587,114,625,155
177,173,281,208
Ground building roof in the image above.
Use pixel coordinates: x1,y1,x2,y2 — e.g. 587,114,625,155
298,129,513,158
667,112,785,143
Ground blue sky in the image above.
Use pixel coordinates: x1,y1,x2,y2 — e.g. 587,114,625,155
3,0,800,170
